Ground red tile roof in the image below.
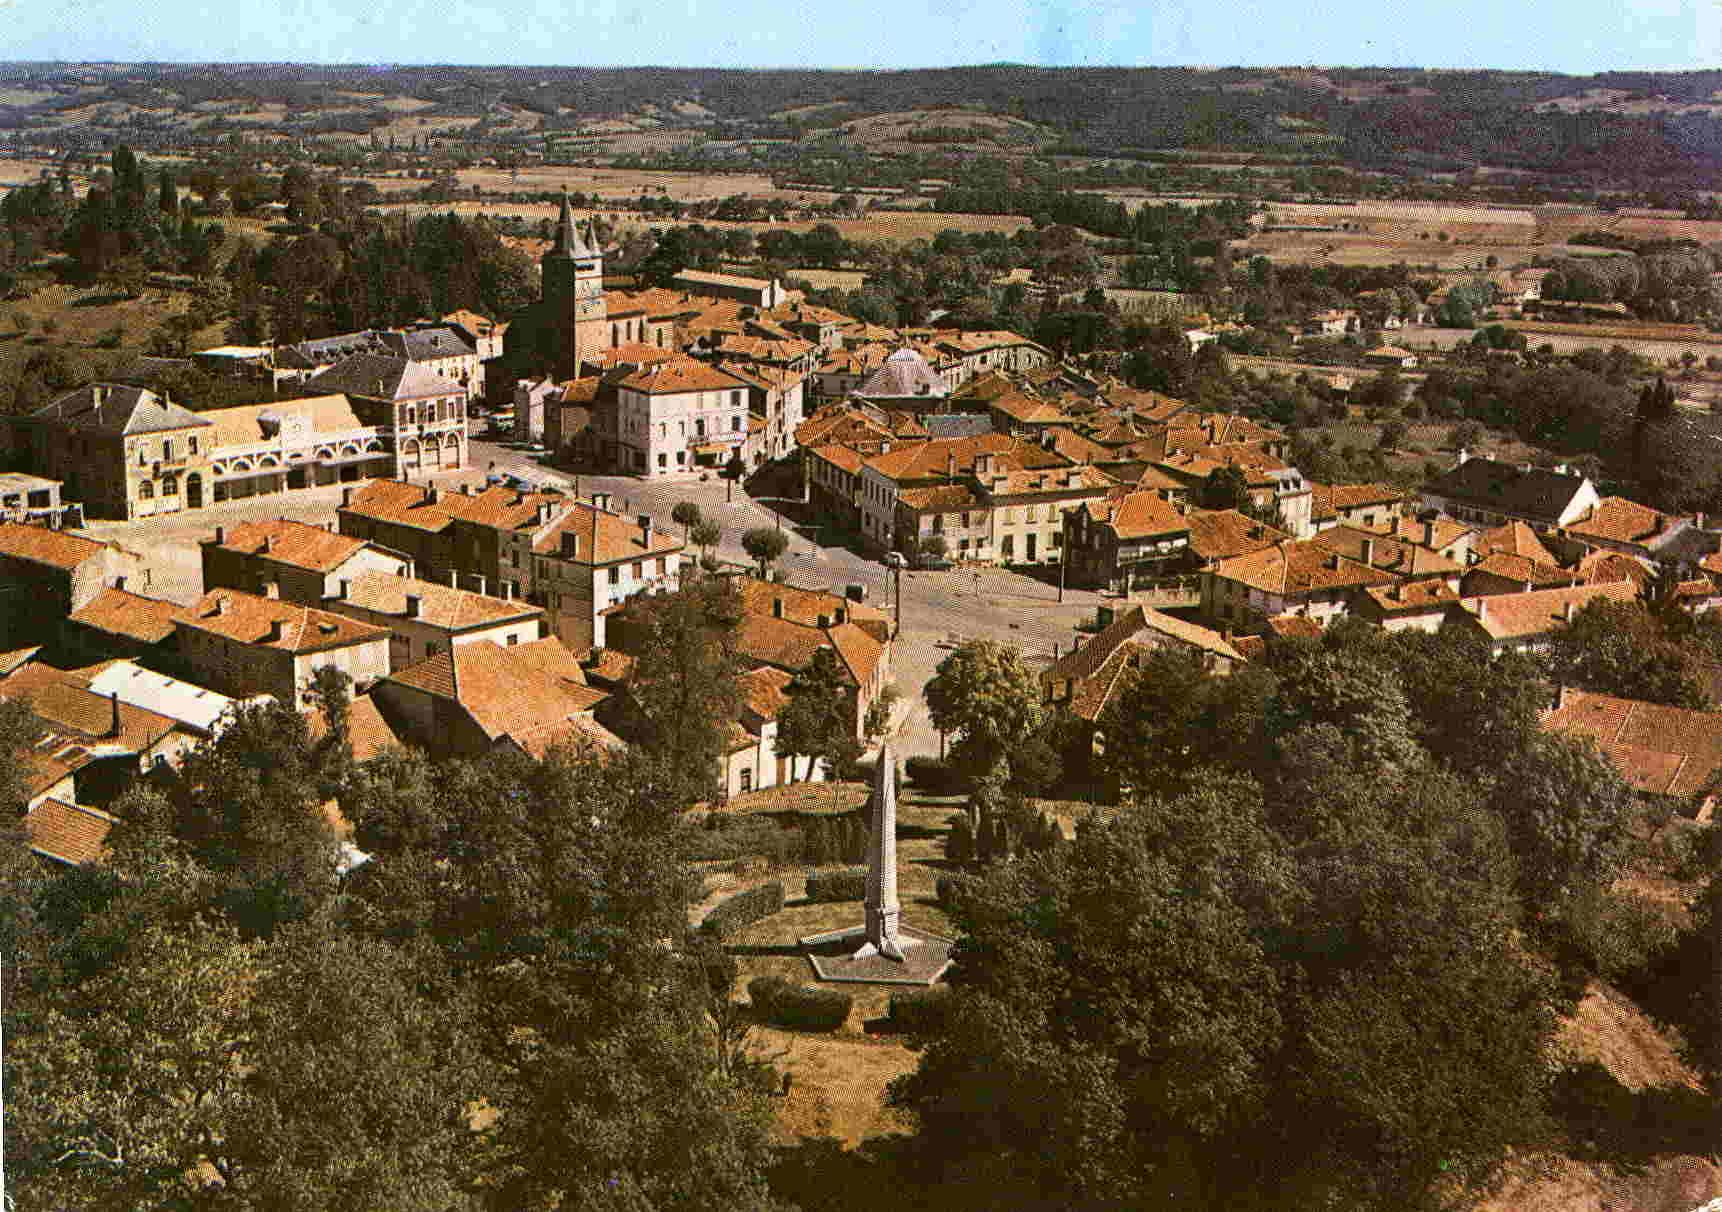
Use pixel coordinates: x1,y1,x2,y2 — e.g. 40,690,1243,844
338,571,543,631
181,589,390,654
67,588,187,644
1544,688,1722,799
26,799,118,866
384,638,606,743
0,522,109,571
203,518,369,573
530,502,684,565
1211,540,1399,596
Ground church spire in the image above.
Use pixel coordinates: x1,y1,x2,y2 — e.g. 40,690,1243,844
548,187,595,259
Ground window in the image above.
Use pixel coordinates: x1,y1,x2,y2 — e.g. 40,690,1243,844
507,634,519,646
138,480,154,499
740,767,753,793
608,567,620,585
161,475,178,495
510,550,520,567
657,453,667,469
632,562,642,580
731,416,741,432
731,391,741,407
188,436,199,455
137,447,146,467
426,642,441,657
696,419,706,437
1001,534,1014,557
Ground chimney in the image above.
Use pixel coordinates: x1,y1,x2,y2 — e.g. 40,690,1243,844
1360,538,1375,566
1457,447,1470,465
266,619,284,644
211,596,226,617
1564,600,1576,622
1391,583,1404,602
947,451,956,479
503,582,514,600
1423,519,1435,548
108,691,121,739
338,579,349,599
537,501,553,525
426,487,440,505
818,613,830,628
639,515,653,544
450,569,459,588
1476,597,1488,622
772,597,783,618
214,525,225,545
405,594,421,618
261,535,273,554
263,582,280,600
1327,553,1341,570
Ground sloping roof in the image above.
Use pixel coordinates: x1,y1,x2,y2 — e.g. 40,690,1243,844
1358,579,1463,614
342,479,568,535
1564,496,1678,546
989,391,1068,425
1462,552,1576,590
2,663,185,795
1312,526,1463,578
67,588,186,645
1310,481,1404,519
1184,509,1290,562
1424,456,1589,523
865,434,1064,483
615,357,752,394
339,571,543,631
0,522,110,571
923,413,994,441
0,648,40,678
736,665,794,725
1097,490,1189,540
1042,605,1243,721
305,353,450,401
1356,514,1475,553
531,502,684,565
733,615,839,676
26,799,118,866
1265,614,1325,640
204,518,369,573
1453,580,1640,641
856,348,948,399
180,589,390,654
384,638,605,742
1575,549,1653,587
379,326,477,362
583,647,635,686
735,579,890,636
1543,689,1722,799
1472,519,1559,565
200,395,366,449
1212,540,1399,596
978,465,1114,498
674,268,775,292
32,383,211,435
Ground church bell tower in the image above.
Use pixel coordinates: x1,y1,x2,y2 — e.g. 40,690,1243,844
541,189,606,378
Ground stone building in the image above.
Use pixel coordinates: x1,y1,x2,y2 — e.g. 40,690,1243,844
0,522,147,649
176,587,393,708
321,571,546,671
200,518,413,605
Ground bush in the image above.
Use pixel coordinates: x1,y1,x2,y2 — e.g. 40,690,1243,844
905,755,967,795
684,815,796,867
805,866,868,903
95,324,125,349
699,881,785,940
750,976,852,1032
889,987,953,1036
946,815,974,864
798,814,867,866
693,939,738,998
936,873,975,907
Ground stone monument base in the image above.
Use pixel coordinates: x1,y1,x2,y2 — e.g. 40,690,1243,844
801,924,955,986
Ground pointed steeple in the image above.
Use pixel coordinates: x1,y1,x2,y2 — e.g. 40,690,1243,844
548,188,595,260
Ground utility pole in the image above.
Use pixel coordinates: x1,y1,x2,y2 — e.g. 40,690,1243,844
893,563,901,638
1058,552,1066,604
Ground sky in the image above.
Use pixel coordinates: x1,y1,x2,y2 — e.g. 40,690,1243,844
1,0,1719,74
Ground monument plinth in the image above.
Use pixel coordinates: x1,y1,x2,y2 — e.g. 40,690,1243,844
802,743,951,986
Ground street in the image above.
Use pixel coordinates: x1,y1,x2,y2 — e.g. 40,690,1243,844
77,439,1112,758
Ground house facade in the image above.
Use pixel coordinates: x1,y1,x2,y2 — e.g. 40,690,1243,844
175,587,393,707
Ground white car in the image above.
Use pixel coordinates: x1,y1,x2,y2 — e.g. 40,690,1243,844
884,551,906,568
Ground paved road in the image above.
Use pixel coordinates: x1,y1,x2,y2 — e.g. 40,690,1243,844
82,439,1109,757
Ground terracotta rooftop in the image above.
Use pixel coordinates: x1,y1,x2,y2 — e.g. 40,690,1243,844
1309,481,1404,520
1211,540,1399,596
1359,579,1463,613
1453,580,1639,642
304,692,403,763
1564,496,1680,546
337,571,543,631
0,522,110,571
737,665,794,724
1312,526,1463,579
615,357,751,395
204,518,369,573
531,501,684,565
66,588,187,645
979,465,1114,498
1471,519,1559,564
1543,688,1722,799
1042,605,1243,721
2,662,186,795
1184,509,1291,562
1462,552,1577,590
180,589,390,654
341,479,569,535
1092,490,1189,540
865,434,1064,483
384,637,606,743
26,799,119,866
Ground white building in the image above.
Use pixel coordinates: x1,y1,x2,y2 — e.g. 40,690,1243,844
613,357,755,477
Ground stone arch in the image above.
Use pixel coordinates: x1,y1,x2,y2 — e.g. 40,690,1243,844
258,455,279,469
138,480,154,499
340,443,359,456
364,439,384,452
231,458,252,472
443,431,460,448
315,446,335,460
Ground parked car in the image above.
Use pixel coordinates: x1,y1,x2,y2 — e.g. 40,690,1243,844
884,551,906,568
916,556,954,571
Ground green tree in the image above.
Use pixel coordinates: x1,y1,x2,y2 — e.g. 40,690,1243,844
671,499,703,541
689,518,722,565
1547,598,1707,708
615,576,746,804
1200,464,1251,511
923,640,1044,782
775,647,864,809
740,526,788,578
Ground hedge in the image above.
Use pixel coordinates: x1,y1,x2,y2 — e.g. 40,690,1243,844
905,755,968,795
804,866,868,903
683,815,797,866
888,987,953,1036
749,975,853,1032
699,881,785,940
935,873,975,908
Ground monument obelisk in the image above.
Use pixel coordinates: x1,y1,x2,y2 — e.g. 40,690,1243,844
855,742,915,962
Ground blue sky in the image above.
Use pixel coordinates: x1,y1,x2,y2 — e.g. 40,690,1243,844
2,0,1718,73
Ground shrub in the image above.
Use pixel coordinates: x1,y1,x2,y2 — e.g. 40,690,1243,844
683,815,796,867
95,324,125,349
946,815,974,864
936,873,975,907
804,866,868,903
750,976,852,1032
905,755,967,795
798,814,867,866
39,315,57,335
693,939,738,998
699,881,784,940
889,987,952,1036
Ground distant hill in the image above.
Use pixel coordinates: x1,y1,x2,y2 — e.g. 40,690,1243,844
3,62,1720,187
